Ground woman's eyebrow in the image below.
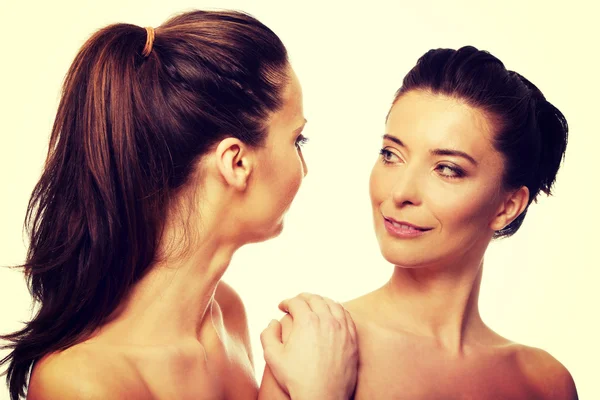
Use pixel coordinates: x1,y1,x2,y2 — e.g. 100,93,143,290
294,119,308,134
382,134,405,147
431,148,478,165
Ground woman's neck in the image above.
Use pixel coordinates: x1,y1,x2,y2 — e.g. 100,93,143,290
381,252,494,354
93,205,239,346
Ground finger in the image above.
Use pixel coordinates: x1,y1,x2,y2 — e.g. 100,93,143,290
322,297,346,322
260,320,283,367
279,292,318,312
279,295,313,321
299,293,331,320
344,308,358,343
280,314,293,343
278,301,287,313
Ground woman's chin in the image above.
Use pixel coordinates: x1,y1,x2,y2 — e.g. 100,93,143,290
267,220,285,239
380,248,429,269
241,219,285,245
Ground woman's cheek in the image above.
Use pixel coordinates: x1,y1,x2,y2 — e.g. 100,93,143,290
369,166,388,204
433,184,496,230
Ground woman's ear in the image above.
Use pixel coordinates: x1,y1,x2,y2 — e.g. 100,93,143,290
490,186,530,231
214,137,253,191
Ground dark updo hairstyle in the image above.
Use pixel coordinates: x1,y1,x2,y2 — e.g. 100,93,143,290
392,46,568,238
1,10,289,399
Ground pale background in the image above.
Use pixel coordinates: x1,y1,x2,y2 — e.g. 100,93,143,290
0,0,597,399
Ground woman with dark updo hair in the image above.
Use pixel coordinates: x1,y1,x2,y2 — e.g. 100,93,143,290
261,46,577,399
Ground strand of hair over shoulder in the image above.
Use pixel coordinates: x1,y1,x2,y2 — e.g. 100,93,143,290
142,26,155,57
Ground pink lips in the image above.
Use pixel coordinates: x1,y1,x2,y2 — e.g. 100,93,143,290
383,216,431,238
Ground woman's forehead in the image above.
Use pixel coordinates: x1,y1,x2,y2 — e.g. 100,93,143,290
386,91,496,153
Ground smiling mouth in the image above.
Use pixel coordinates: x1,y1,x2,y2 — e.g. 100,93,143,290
383,217,432,232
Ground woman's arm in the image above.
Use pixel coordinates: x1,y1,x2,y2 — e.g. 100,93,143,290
258,363,291,400
259,293,358,400
258,315,293,400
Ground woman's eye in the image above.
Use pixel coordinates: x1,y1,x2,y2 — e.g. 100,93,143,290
295,135,309,148
436,164,464,179
379,148,401,164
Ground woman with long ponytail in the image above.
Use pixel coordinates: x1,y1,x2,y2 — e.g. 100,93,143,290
1,10,358,400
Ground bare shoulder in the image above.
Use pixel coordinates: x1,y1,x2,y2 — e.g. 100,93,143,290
515,345,578,400
343,289,381,322
344,289,376,308
215,281,252,358
215,280,246,315
215,281,249,331
29,340,216,399
28,346,134,400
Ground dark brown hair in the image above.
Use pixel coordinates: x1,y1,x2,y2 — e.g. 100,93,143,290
1,10,289,399
392,46,568,238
